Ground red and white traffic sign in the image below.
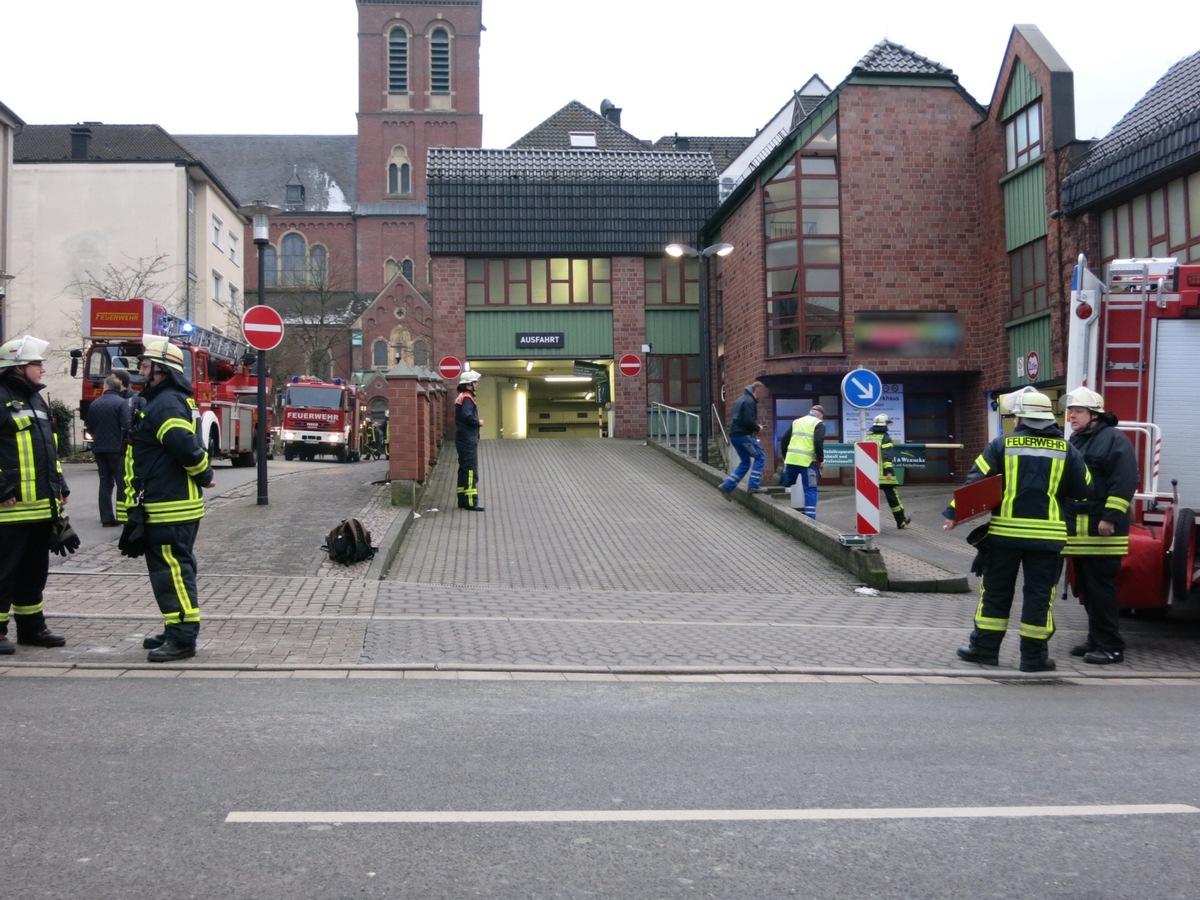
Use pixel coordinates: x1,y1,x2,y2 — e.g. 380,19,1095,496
618,354,642,377
438,356,462,380
241,305,284,351
1025,351,1041,380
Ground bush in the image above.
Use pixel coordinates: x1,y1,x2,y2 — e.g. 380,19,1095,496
48,399,75,456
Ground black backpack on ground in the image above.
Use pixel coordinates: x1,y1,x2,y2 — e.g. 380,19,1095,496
324,517,377,565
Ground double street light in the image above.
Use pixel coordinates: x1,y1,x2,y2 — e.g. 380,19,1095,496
665,242,734,464
237,200,281,506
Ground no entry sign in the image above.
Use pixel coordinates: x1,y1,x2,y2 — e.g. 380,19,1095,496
618,354,642,377
241,305,284,351
438,356,462,379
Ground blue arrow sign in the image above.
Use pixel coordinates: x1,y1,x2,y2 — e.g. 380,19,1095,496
841,368,883,409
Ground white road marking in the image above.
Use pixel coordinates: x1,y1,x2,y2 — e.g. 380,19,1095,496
226,803,1199,824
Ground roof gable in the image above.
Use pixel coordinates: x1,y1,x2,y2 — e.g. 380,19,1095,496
508,100,648,152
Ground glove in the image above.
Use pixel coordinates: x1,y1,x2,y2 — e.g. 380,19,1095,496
119,504,147,559
49,516,81,556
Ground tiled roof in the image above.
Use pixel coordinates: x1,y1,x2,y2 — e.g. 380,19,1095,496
15,123,200,162
1061,49,1200,213
427,148,719,256
649,135,753,172
507,100,649,151
852,40,956,78
176,134,358,213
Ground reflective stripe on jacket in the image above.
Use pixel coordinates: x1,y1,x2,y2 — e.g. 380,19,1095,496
1064,418,1137,556
0,376,68,524
864,429,898,485
784,415,820,468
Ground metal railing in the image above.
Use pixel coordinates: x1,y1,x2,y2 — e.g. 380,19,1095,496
649,402,730,471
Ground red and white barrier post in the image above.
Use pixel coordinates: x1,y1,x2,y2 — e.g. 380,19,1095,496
854,440,881,539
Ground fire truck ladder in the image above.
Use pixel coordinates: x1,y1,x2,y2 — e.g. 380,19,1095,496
1101,258,1176,425
161,312,250,364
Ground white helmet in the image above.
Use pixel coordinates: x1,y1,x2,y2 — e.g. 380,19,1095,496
1003,387,1055,420
139,335,186,374
872,413,892,427
1060,386,1104,414
0,335,49,369
457,369,482,386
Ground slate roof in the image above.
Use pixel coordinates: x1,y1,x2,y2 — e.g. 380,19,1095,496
649,135,753,172
1061,49,1200,213
427,147,719,256
507,100,649,151
176,134,358,213
851,39,957,79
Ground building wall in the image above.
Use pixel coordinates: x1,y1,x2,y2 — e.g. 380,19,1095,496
0,108,17,342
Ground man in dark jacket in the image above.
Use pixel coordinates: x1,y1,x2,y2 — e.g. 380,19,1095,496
945,388,1090,672
121,336,214,662
0,335,69,653
85,373,132,527
455,370,484,511
718,382,765,499
1061,387,1138,665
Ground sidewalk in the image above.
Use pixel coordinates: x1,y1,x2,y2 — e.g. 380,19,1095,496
5,442,1200,681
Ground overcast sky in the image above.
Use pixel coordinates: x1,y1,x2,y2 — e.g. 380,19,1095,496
3,2,1194,148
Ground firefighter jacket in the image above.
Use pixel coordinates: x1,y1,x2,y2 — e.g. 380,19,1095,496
782,415,824,468
455,390,480,443
121,377,213,525
1064,414,1137,556
953,422,1090,550
865,426,899,485
0,371,69,524
727,386,761,437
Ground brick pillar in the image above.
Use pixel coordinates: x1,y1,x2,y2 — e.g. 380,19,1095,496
385,362,426,499
610,255,648,439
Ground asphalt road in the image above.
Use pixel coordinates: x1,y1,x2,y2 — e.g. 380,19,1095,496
6,677,1199,899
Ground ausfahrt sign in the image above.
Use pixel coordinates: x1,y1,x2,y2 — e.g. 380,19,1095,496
241,305,285,352
438,356,462,379
618,354,642,377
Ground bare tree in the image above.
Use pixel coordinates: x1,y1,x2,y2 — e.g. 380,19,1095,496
271,251,364,383
68,251,181,311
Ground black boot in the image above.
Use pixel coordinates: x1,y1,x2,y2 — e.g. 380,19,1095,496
0,634,13,656
956,630,1001,665
1019,637,1056,673
16,628,66,647
147,639,196,663
142,632,167,650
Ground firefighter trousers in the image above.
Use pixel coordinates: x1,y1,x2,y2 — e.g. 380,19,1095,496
0,521,52,637
456,438,481,509
974,543,1061,645
144,521,202,644
881,484,906,526
1071,555,1124,653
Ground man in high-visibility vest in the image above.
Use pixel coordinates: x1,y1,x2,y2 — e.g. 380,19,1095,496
944,388,1090,672
865,413,911,529
1061,387,1137,665
780,404,825,519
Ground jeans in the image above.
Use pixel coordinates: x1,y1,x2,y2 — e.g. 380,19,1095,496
720,436,764,493
784,464,819,518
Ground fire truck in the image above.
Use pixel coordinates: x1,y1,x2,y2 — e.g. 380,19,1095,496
73,297,269,467
278,375,367,462
1066,254,1200,613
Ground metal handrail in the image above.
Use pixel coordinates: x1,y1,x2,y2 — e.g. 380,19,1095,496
710,403,730,471
648,402,701,460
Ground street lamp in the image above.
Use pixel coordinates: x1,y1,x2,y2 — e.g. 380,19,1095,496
665,242,734,464
0,271,13,342
237,200,281,505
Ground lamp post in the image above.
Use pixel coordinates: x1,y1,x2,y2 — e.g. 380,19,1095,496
0,271,13,342
665,242,734,464
237,201,281,505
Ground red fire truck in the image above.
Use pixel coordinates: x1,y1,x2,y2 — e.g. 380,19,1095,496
278,375,367,462
1066,255,1200,612
72,297,269,467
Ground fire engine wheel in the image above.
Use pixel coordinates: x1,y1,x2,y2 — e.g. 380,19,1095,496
284,448,294,461
335,446,348,463
1171,507,1197,602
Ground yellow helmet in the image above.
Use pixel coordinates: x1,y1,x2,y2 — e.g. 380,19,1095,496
0,335,49,369
139,335,185,374
1060,387,1105,414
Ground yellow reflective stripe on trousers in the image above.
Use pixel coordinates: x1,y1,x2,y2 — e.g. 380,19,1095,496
159,543,200,625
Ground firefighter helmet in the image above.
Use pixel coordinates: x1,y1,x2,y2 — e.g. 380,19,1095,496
457,369,482,386
139,335,186,374
0,335,49,369
1003,388,1055,420
872,413,892,427
1060,387,1105,414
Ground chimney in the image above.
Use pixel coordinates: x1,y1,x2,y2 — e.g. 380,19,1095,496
599,98,622,128
674,133,690,152
70,126,92,160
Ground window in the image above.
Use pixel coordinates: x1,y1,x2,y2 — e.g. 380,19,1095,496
569,132,597,148
388,28,408,93
373,339,390,368
646,355,700,407
387,146,412,195
763,121,844,357
262,246,278,288
281,233,307,286
385,258,400,282
228,231,239,265
430,27,450,94
401,258,414,283
230,286,240,311
1009,238,1047,319
645,257,698,305
211,270,223,304
212,215,223,249
1100,172,1200,262
465,258,612,306
310,245,328,284
1005,101,1042,172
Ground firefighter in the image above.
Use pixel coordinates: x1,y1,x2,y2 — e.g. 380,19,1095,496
865,413,911,529
121,336,215,662
1061,387,1137,665
944,388,1090,672
455,370,484,511
0,335,69,653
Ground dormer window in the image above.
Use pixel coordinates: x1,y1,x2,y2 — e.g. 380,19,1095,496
569,132,597,148
286,166,305,209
